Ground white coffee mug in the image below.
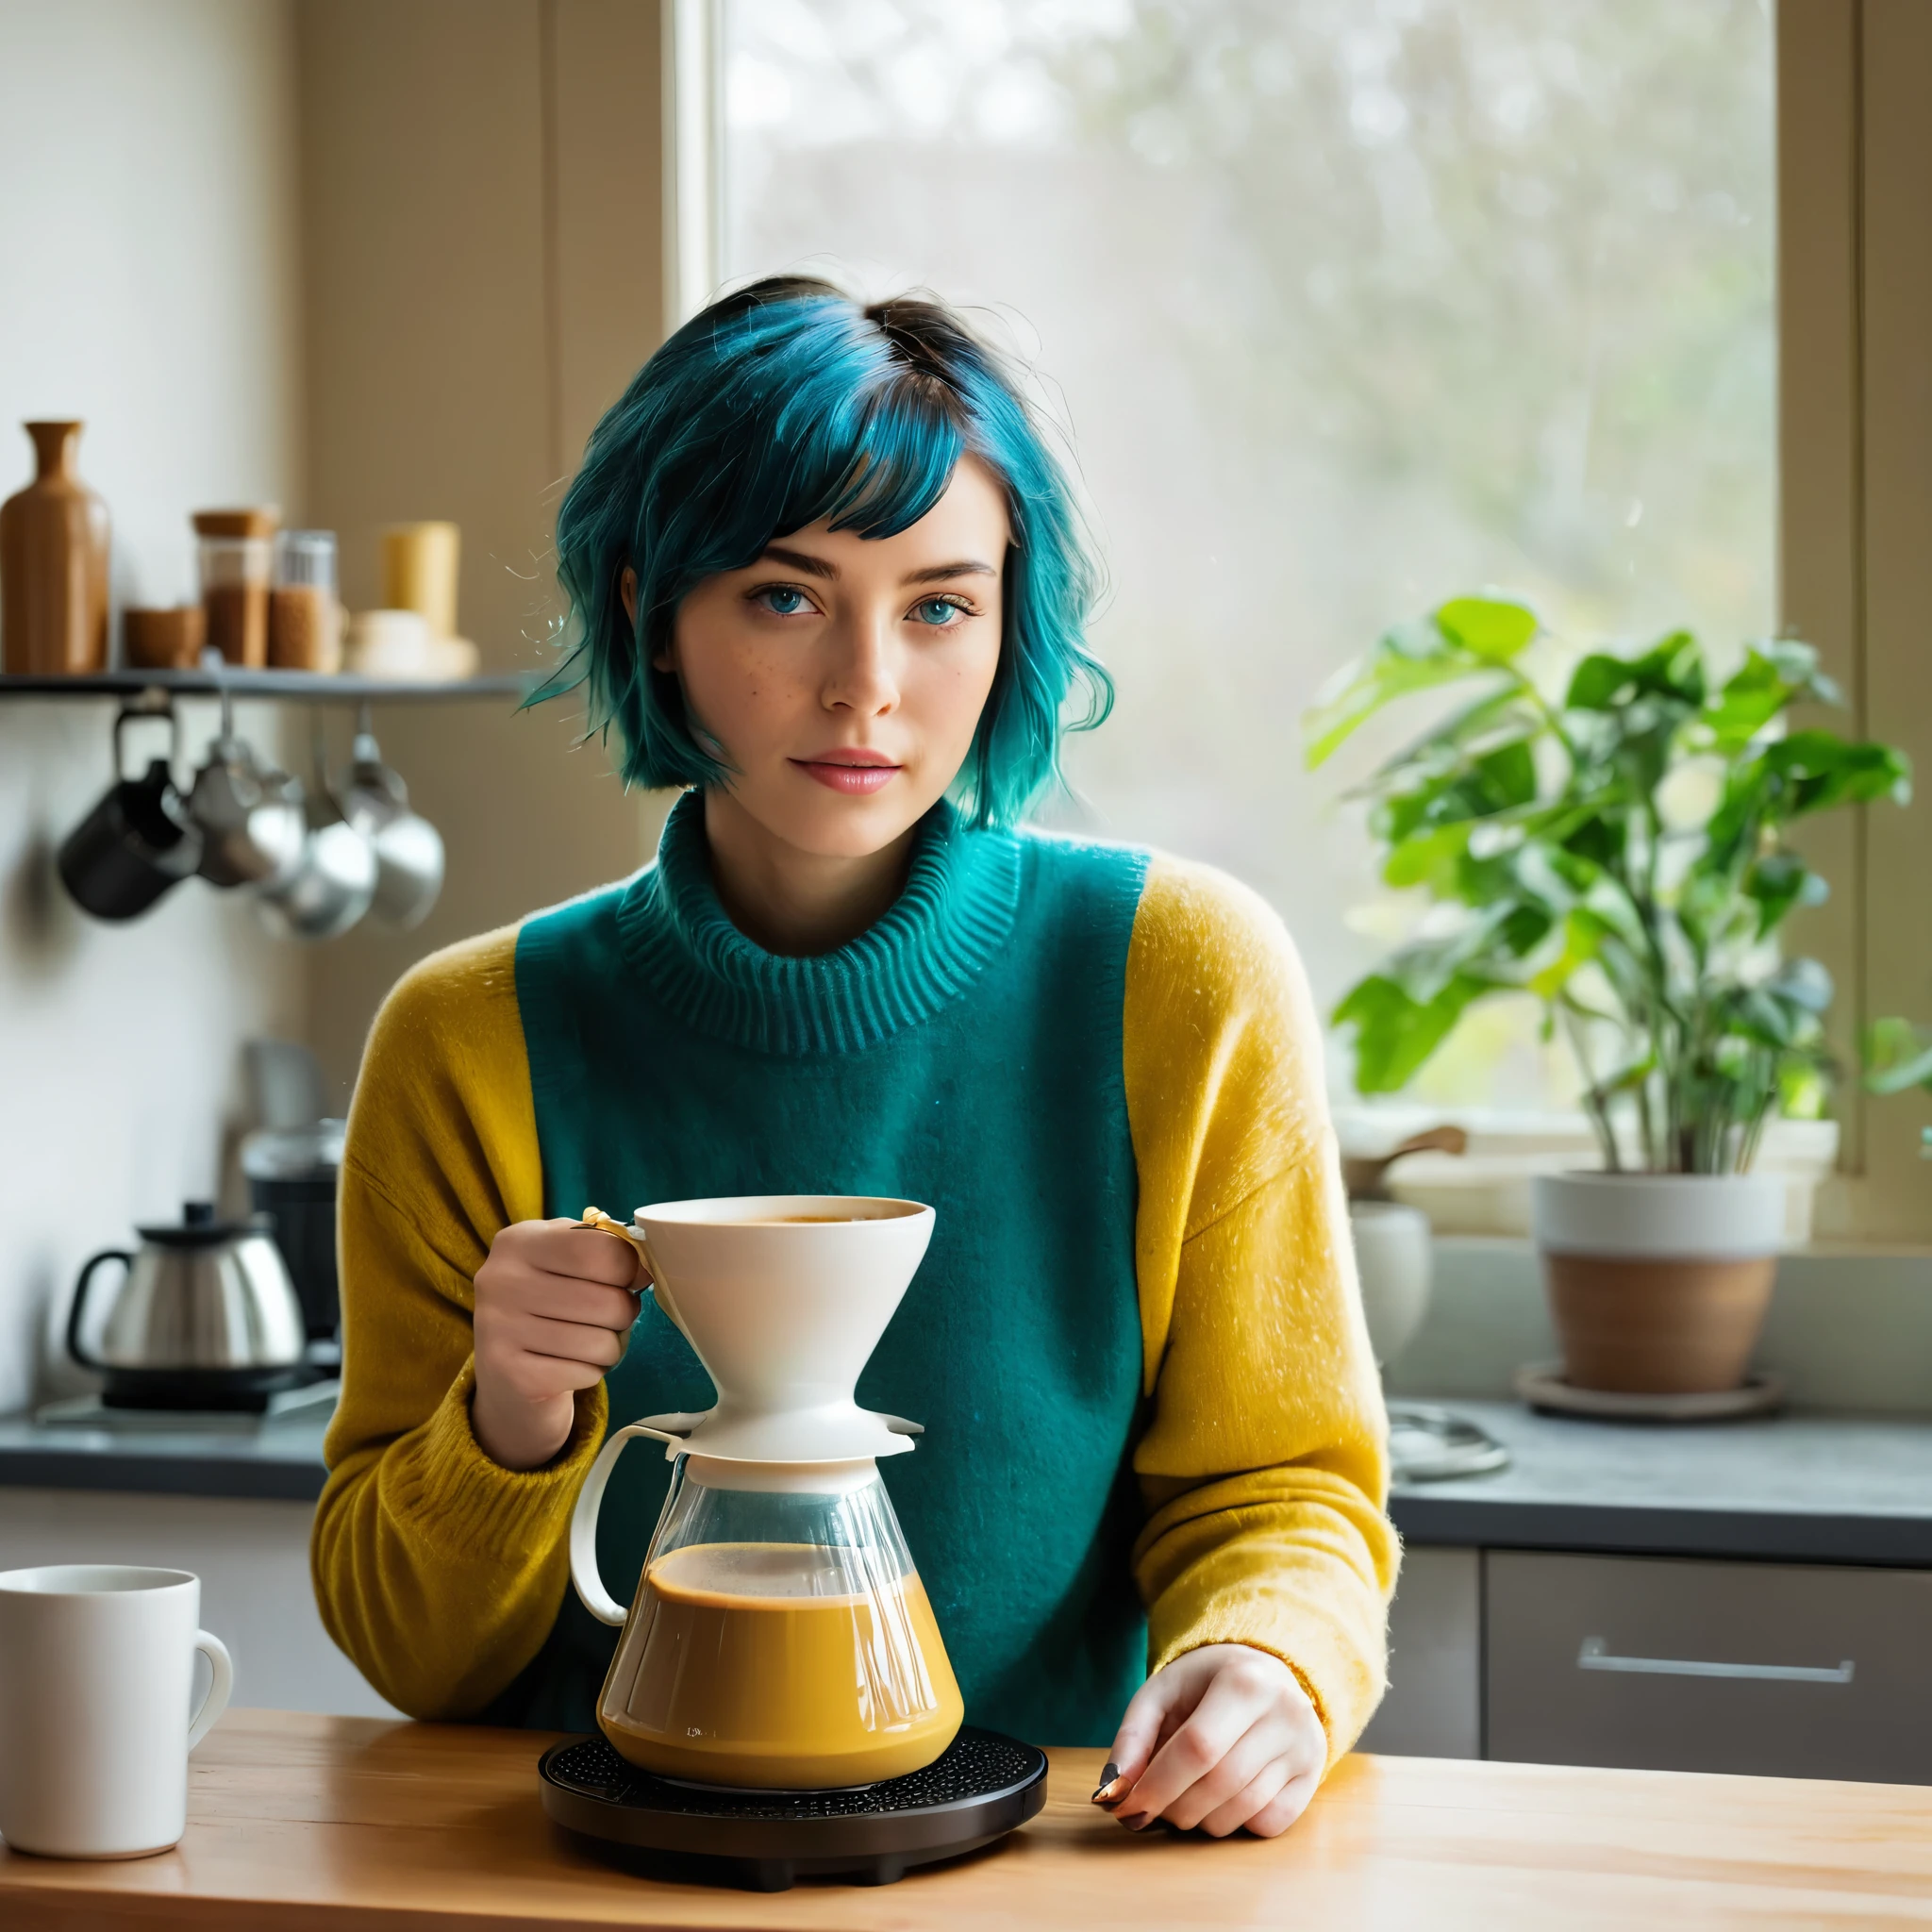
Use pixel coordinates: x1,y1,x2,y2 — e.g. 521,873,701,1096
0,1565,233,1858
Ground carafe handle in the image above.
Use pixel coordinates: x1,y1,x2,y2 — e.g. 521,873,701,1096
569,1418,693,1626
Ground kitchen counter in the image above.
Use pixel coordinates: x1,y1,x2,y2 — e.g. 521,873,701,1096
5,1708,1931,1926
8,1398,1932,1567
1391,1398,1932,1566
0,1408,329,1502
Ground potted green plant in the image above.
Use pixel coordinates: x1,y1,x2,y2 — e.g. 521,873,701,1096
1306,595,1911,1394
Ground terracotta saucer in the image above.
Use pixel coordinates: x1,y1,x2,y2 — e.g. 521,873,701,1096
1515,1363,1787,1423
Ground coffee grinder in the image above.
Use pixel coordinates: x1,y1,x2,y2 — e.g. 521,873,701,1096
538,1195,1047,1890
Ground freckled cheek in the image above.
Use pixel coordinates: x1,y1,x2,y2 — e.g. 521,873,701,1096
687,641,813,748
907,651,997,751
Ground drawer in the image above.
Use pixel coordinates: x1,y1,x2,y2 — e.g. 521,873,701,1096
1485,1551,1932,1784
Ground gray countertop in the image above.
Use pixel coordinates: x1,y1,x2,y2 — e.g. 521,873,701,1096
0,1409,330,1502
1391,1399,1932,1566
5,1397,1932,1568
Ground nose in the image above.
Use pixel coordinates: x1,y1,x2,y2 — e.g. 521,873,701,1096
820,604,901,718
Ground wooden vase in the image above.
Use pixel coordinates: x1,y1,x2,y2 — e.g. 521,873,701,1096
1,420,111,675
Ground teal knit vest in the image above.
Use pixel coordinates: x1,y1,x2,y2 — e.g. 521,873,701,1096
491,791,1150,1748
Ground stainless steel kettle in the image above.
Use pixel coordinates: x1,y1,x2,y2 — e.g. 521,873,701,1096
68,1202,308,1410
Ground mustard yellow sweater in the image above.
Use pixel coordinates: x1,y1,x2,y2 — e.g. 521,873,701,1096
313,846,1395,1757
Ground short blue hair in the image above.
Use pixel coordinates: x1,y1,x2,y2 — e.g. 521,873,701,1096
544,276,1112,827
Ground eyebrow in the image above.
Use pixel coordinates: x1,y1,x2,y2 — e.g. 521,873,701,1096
758,544,839,580
754,545,998,587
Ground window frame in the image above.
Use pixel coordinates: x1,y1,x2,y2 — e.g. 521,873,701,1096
1782,0,1932,1244
661,0,723,334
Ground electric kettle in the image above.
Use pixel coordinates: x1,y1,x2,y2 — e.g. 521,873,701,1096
67,1202,308,1409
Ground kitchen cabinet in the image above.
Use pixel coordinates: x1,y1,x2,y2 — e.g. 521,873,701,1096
1367,1541,1932,1785
1357,1544,1480,1759
1486,1550,1932,1783
1373,1401,1932,1783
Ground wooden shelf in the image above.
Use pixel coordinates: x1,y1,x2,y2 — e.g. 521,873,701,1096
0,669,536,703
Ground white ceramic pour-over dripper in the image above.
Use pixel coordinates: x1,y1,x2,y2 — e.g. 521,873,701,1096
627,1194,932,1466
569,1195,935,1629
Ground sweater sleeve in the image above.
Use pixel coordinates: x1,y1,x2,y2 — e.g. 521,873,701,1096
309,925,609,1720
1123,854,1397,1763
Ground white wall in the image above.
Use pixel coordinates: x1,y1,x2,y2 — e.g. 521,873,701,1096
0,0,306,1411
0,1488,399,1718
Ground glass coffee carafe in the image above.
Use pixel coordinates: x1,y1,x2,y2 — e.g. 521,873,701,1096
597,1456,961,1788
570,1195,963,1790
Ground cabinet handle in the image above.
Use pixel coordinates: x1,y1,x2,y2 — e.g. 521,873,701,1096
1577,1637,1854,1685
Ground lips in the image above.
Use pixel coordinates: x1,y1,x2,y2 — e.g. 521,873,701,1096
791,751,903,796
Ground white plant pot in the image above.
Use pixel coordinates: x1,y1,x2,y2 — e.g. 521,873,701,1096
1530,1173,1787,1395
1533,1171,1789,1259
1349,1200,1433,1369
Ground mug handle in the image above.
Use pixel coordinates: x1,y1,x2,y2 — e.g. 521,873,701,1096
66,1249,133,1372
113,700,183,784
569,1418,693,1626
187,1630,234,1752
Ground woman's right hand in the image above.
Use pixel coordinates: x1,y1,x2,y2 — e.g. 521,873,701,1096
472,1219,642,1471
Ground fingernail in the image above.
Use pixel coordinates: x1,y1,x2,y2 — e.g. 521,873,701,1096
1091,1760,1122,1804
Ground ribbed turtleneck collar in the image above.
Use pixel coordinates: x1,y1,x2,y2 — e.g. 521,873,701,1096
615,790,1022,1056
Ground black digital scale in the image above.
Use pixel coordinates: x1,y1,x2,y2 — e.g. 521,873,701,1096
539,1725,1047,1891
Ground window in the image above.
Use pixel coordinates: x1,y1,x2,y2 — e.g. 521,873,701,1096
717,0,1777,1122
718,4,1769,1120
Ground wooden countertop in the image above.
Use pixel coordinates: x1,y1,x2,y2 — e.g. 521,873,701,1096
5,1709,1932,1928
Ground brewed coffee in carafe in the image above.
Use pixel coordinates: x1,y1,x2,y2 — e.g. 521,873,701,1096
600,1460,961,1787
570,1194,963,1790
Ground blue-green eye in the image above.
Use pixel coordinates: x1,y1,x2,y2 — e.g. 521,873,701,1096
911,597,965,627
754,584,811,616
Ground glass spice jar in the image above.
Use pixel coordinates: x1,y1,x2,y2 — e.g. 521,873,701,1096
192,508,278,667
270,530,341,673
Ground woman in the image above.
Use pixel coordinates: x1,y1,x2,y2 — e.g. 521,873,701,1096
313,278,1394,1840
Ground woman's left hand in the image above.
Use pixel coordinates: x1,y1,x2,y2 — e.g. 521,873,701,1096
1099,1644,1326,1839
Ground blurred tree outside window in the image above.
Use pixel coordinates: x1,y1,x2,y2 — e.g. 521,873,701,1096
721,0,1775,1114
